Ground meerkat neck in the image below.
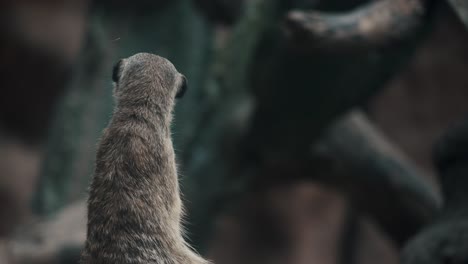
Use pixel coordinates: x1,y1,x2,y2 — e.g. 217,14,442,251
116,95,174,131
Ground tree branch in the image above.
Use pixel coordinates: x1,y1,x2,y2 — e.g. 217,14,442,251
402,117,468,264
284,0,428,49
315,110,440,245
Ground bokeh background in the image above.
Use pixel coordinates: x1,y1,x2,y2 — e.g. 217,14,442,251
2,0,468,263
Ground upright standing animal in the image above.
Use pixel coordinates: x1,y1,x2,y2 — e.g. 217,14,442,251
80,53,209,264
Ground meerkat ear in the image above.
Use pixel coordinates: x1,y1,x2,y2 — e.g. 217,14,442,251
112,59,123,83
175,75,188,99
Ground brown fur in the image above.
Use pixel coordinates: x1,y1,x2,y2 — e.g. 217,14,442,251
80,53,208,264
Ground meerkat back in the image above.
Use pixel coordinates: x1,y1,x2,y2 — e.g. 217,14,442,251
80,53,209,264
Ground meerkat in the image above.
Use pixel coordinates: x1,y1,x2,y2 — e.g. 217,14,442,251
80,53,209,264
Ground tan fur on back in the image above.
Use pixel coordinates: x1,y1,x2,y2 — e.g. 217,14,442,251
80,53,209,264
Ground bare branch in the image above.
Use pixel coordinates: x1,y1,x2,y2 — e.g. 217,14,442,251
402,117,468,264
284,0,428,49
315,110,441,245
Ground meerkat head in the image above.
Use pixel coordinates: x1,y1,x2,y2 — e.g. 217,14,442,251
111,53,188,102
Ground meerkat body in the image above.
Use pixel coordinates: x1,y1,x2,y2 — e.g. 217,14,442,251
80,53,208,264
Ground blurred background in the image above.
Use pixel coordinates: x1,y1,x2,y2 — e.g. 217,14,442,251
2,0,468,263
